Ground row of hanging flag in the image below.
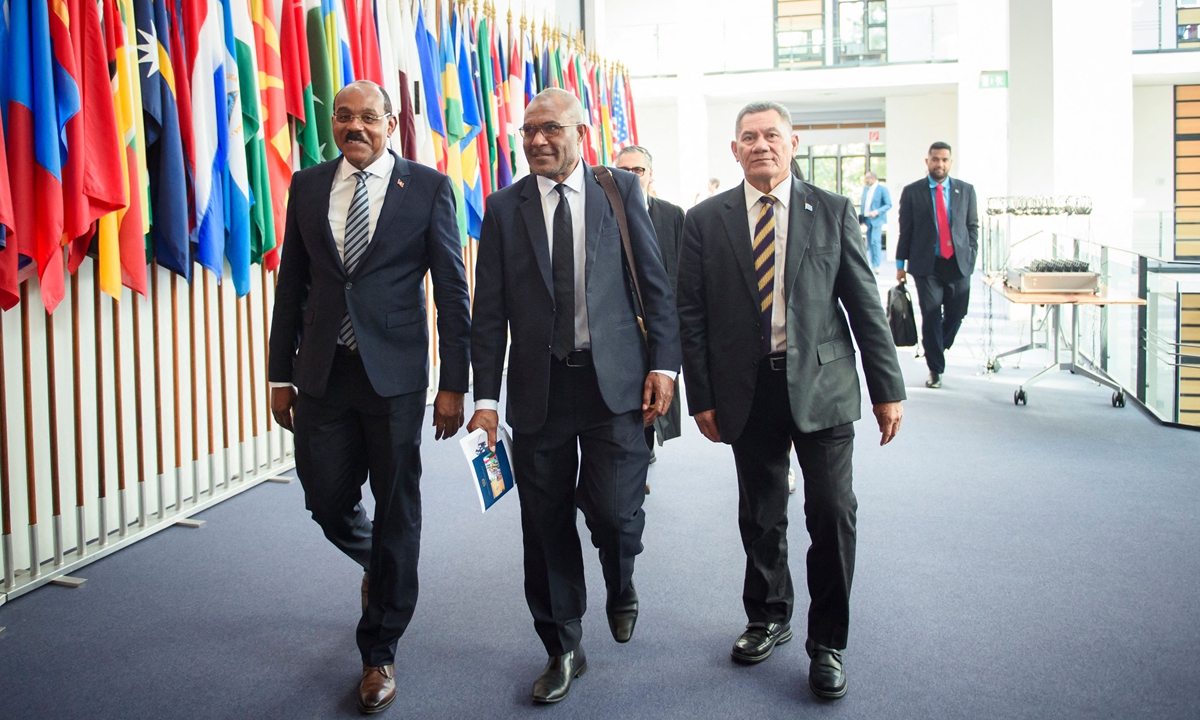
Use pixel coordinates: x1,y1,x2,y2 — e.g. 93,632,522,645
0,0,639,313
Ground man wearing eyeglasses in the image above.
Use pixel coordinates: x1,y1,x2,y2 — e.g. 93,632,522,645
468,88,681,704
615,146,684,475
268,80,471,714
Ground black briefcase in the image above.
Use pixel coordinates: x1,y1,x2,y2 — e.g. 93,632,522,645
887,283,918,347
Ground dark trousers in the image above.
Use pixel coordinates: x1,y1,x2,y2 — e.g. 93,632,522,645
912,268,971,374
293,350,426,667
730,357,857,650
512,356,649,656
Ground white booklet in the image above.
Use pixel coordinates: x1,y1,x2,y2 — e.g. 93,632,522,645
459,426,516,512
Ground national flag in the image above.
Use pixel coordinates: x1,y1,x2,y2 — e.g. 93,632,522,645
611,67,630,155
135,0,191,278
165,0,197,237
7,0,75,310
231,0,276,273
97,0,150,299
624,67,639,145
181,0,228,276
60,0,127,281
439,1,468,242
373,0,404,157
219,0,252,294
505,16,528,179
0,53,17,309
280,0,321,168
321,0,353,91
253,0,290,269
388,0,434,167
455,4,482,239
303,0,337,161
469,7,492,202
598,60,613,164
490,20,511,189
415,0,446,173
343,0,381,85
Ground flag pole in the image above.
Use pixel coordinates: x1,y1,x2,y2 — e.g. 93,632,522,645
218,278,232,486
70,273,86,558
1,313,14,590
132,277,148,528
21,284,40,578
171,273,182,513
189,278,200,505
113,289,128,537
236,285,246,481
45,300,63,566
152,265,165,519
203,272,216,496
245,289,260,474
260,265,273,468
93,267,110,546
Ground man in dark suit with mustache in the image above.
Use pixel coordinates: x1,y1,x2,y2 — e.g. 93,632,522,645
268,81,471,714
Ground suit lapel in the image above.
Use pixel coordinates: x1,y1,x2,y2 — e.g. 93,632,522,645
517,176,554,297
583,169,607,283
315,160,345,273
784,181,814,296
948,178,964,233
719,182,759,308
349,151,411,276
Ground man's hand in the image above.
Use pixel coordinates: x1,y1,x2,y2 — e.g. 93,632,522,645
867,210,878,218
271,386,297,433
466,409,499,451
873,401,903,446
432,391,465,440
694,409,721,443
642,372,674,426
896,268,907,283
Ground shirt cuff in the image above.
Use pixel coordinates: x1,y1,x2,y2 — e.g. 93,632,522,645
652,370,678,381
896,259,906,270
269,382,292,389
474,399,499,413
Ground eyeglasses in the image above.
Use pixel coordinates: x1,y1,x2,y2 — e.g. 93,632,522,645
519,122,582,138
332,112,391,125
618,166,647,176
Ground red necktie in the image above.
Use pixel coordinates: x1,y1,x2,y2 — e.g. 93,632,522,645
936,183,953,259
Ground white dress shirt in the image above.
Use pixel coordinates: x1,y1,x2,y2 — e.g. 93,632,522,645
862,183,876,215
744,173,792,354
270,153,395,389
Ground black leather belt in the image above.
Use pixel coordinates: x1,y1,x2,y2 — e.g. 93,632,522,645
765,352,786,371
335,343,361,358
563,349,592,367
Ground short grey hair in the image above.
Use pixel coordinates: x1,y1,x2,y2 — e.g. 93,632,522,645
735,101,792,136
530,88,584,124
336,80,393,115
865,171,877,180
617,145,653,169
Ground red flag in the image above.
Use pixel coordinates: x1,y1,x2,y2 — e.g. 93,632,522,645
169,0,198,233
344,0,382,84
62,0,128,273
0,126,17,309
624,70,639,146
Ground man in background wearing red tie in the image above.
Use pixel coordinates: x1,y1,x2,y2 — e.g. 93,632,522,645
896,142,979,389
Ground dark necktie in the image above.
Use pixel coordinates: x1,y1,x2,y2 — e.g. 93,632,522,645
339,171,370,350
754,194,777,356
936,182,953,259
551,183,575,360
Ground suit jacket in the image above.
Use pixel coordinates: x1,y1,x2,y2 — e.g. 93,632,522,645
860,184,891,228
471,167,682,435
647,196,685,443
677,179,906,443
268,150,471,398
895,176,978,277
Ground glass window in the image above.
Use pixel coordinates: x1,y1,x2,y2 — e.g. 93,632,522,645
836,0,887,65
869,155,886,182
841,143,867,155
841,156,867,208
776,0,826,67
811,144,839,156
812,157,838,192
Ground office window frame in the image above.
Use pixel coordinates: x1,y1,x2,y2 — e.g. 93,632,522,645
834,0,888,66
775,0,827,68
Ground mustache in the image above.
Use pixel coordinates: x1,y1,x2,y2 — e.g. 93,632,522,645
346,132,368,143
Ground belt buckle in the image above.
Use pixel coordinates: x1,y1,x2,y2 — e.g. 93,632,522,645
565,350,588,368
768,354,786,371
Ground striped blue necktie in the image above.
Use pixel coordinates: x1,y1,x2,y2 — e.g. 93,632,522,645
339,171,370,350
754,194,777,357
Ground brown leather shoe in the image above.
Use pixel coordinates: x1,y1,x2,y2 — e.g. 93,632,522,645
358,665,395,714
361,572,369,612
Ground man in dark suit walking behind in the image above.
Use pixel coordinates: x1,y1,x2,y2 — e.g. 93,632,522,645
467,88,681,704
895,141,979,388
677,101,905,700
268,81,471,714
615,145,684,473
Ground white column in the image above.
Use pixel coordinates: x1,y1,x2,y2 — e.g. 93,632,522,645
956,0,1008,209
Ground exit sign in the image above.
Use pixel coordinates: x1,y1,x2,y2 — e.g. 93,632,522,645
979,70,1008,89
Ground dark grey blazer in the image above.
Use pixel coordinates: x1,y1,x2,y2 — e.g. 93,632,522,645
471,167,682,435
895,176,979,277
268,150,471,398
677,179,906,443
647,196,685,443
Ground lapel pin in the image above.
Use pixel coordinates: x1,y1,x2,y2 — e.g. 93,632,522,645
804,203,813,212
397,179,405,188
954,188,960,194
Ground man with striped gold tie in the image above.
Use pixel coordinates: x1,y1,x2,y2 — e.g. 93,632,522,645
268,81,471,714
676,101,905,701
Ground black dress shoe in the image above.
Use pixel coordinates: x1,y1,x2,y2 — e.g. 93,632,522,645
606,583,639,643
806,639,847,699
730,621,792,664
532,646,587,704
926,372,942,389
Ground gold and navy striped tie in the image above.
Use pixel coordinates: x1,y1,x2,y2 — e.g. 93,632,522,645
339,171,370,351
754,194,777,356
